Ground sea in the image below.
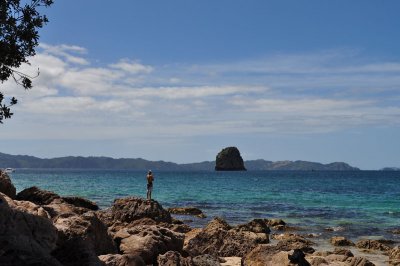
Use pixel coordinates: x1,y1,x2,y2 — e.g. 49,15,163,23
8,169,400,242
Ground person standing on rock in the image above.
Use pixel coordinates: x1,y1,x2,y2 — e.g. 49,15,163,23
146,170,154,201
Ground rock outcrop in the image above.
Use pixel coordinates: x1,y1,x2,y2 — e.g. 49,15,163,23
16,186,61,205
0,171,16,198
168,206,206,218
0,193,60,265
100,197,172,229
330,236,355,246
355,239,392,251
184,217,269,257
52,212,117,266
215,147,246,171
116,225,184,265
61,196,99,210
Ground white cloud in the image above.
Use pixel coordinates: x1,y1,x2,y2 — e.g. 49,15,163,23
2,44,400,142
110,59,153,74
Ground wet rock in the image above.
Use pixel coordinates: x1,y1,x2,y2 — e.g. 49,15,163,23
330,236,355,246
52,212,117,266
215,147,246,171
62,196,99,210
99,254,145,266
168,207,206,218
0,171,16,198
16,186,61,205
118,225,184,265
267,218,286,227
185,217,269,257
235,218,271,234
356,239,392,251
0,193,60,265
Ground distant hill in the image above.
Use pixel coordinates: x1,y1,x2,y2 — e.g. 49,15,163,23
380,167,400,171
0,152,359,171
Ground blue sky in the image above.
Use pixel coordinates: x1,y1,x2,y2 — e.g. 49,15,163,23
1,0,400,169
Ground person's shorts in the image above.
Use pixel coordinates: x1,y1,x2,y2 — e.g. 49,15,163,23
147,183,153,190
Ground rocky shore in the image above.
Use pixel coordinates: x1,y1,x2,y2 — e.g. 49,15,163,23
1,171,399,265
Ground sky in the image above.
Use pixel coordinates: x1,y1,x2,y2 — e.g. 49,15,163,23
1,0,400,169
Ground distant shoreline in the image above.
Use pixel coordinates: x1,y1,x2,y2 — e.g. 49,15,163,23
0,152,360,171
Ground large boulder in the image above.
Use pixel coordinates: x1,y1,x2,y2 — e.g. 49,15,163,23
355,239,392,251
117,225,184,265
52,212,117,266
184,217,269,257
16,186,100,219
105,197,172,226
62,196,99,210
0,193,60,265
215,147,246,171
0,170,16,198
16,186,61,205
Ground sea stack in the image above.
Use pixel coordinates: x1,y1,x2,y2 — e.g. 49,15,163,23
215,147,246,171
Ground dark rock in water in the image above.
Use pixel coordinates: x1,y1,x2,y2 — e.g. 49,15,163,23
62,196,99,210
235,218,271,234
16,186,60,205
168,206,206,218
215,147,246,171
330,236,355,246
0,171,16,198
109,197,172,224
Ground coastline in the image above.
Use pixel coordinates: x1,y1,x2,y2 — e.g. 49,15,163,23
1,170,399,265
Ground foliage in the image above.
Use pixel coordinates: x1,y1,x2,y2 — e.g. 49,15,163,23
0,0,53,123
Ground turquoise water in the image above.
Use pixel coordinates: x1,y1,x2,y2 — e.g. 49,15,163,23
9,169,400,240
